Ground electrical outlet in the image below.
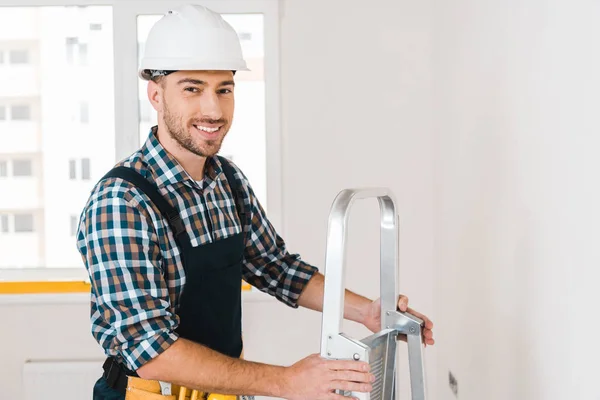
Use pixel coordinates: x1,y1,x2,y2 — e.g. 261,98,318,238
449,370,458,397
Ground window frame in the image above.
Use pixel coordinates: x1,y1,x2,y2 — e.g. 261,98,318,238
0,0,282,284
12,158,33,177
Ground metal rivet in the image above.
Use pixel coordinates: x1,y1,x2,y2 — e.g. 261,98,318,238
353,353,360,360
409,327,416,334
327,352,331,356
386,311,390,316
328,335,332,339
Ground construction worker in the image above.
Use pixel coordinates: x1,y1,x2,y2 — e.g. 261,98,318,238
77,4,434,400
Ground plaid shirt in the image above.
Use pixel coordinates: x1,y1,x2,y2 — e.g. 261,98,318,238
76,127,318,371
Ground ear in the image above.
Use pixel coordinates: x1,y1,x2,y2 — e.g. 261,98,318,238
147,80,163,112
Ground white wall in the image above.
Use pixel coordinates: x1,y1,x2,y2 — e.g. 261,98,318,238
433,0,600,399
279,0,435,397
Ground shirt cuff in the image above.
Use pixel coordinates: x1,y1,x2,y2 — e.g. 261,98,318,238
122,329,179,371
279,260,319,308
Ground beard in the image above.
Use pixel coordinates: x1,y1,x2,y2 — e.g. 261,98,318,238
163,102,228,158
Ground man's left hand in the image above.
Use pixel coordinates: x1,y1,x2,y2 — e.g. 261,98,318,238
362,296,435,346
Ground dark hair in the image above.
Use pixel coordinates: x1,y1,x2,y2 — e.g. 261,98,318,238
148,69,236,85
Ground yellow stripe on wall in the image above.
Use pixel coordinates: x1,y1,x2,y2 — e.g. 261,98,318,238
0,281,91,294
0,281,253,294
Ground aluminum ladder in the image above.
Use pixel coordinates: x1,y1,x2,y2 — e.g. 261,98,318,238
320,188,427,400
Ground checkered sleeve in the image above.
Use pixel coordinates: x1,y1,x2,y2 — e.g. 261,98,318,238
77,184,179,371
233,169,319,308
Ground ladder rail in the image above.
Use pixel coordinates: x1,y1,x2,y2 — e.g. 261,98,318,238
319,187,427,400
319,188,399,356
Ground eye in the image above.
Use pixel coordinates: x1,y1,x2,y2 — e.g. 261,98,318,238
218,88,233,94
184,87,200,93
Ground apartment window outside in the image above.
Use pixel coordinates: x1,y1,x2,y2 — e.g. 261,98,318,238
70,215,78,236
65,37,77,64
80,101,89,123
68,159,77,179
0,105,5,120
11,104,31,120
14,213,34,233
78,43,88,66
9,49,29,64
65,37,89,66
0,51,4,64
68,158,92,180
81,158,91,180
12,159,32,177
0,161,7,177
0,215,8,233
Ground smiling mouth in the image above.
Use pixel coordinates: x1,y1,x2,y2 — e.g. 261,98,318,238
193,124,221,133
192,124,224,140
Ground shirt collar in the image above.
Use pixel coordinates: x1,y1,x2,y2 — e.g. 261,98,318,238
140,126,223,189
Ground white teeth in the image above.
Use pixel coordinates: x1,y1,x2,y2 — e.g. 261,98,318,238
194,125,219,133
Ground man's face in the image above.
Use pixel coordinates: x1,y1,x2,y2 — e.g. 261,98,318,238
151,70,235,158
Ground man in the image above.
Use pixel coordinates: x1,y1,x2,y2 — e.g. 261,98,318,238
77,4,434,400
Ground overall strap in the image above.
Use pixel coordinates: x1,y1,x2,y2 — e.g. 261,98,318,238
217,156,248,240
101,166,188,243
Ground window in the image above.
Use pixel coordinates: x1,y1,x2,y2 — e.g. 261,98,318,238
12,159,32,176
0,1,278,277
66,37,77,64
78,43,88,66
68,158,92,180
81,158,91,180
14,213,34,233
80,101,89,123
11,104,31,120
0,215,8,233
69,159,77,179
9,49,29,64
70,215,78,236
66,37,88,66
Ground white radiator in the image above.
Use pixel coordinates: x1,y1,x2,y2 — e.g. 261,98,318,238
22,359,104,400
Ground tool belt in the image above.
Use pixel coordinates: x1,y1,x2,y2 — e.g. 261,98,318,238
125,376,236,400
103,358,238,400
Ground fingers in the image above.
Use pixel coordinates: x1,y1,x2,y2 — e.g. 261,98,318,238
327,393,360,400
327,360,371,373
333,370,375,384
329,380,373,393
397,295,409,312
397,296,436,346
406,307,434,330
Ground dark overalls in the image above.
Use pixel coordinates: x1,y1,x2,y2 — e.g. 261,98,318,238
93,156,247,399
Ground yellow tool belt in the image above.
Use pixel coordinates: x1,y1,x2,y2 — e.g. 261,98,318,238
124,376,237,400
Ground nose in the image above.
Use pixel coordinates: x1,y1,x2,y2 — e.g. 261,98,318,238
199,91,222,121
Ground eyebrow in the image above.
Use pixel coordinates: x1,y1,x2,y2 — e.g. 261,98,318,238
176,78,235,87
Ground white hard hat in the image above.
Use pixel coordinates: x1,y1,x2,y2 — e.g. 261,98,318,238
138,4,249,80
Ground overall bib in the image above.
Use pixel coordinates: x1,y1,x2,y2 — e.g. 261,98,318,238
93,156,247,400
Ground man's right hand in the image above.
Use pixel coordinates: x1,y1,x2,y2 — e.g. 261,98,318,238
280,353,375,400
